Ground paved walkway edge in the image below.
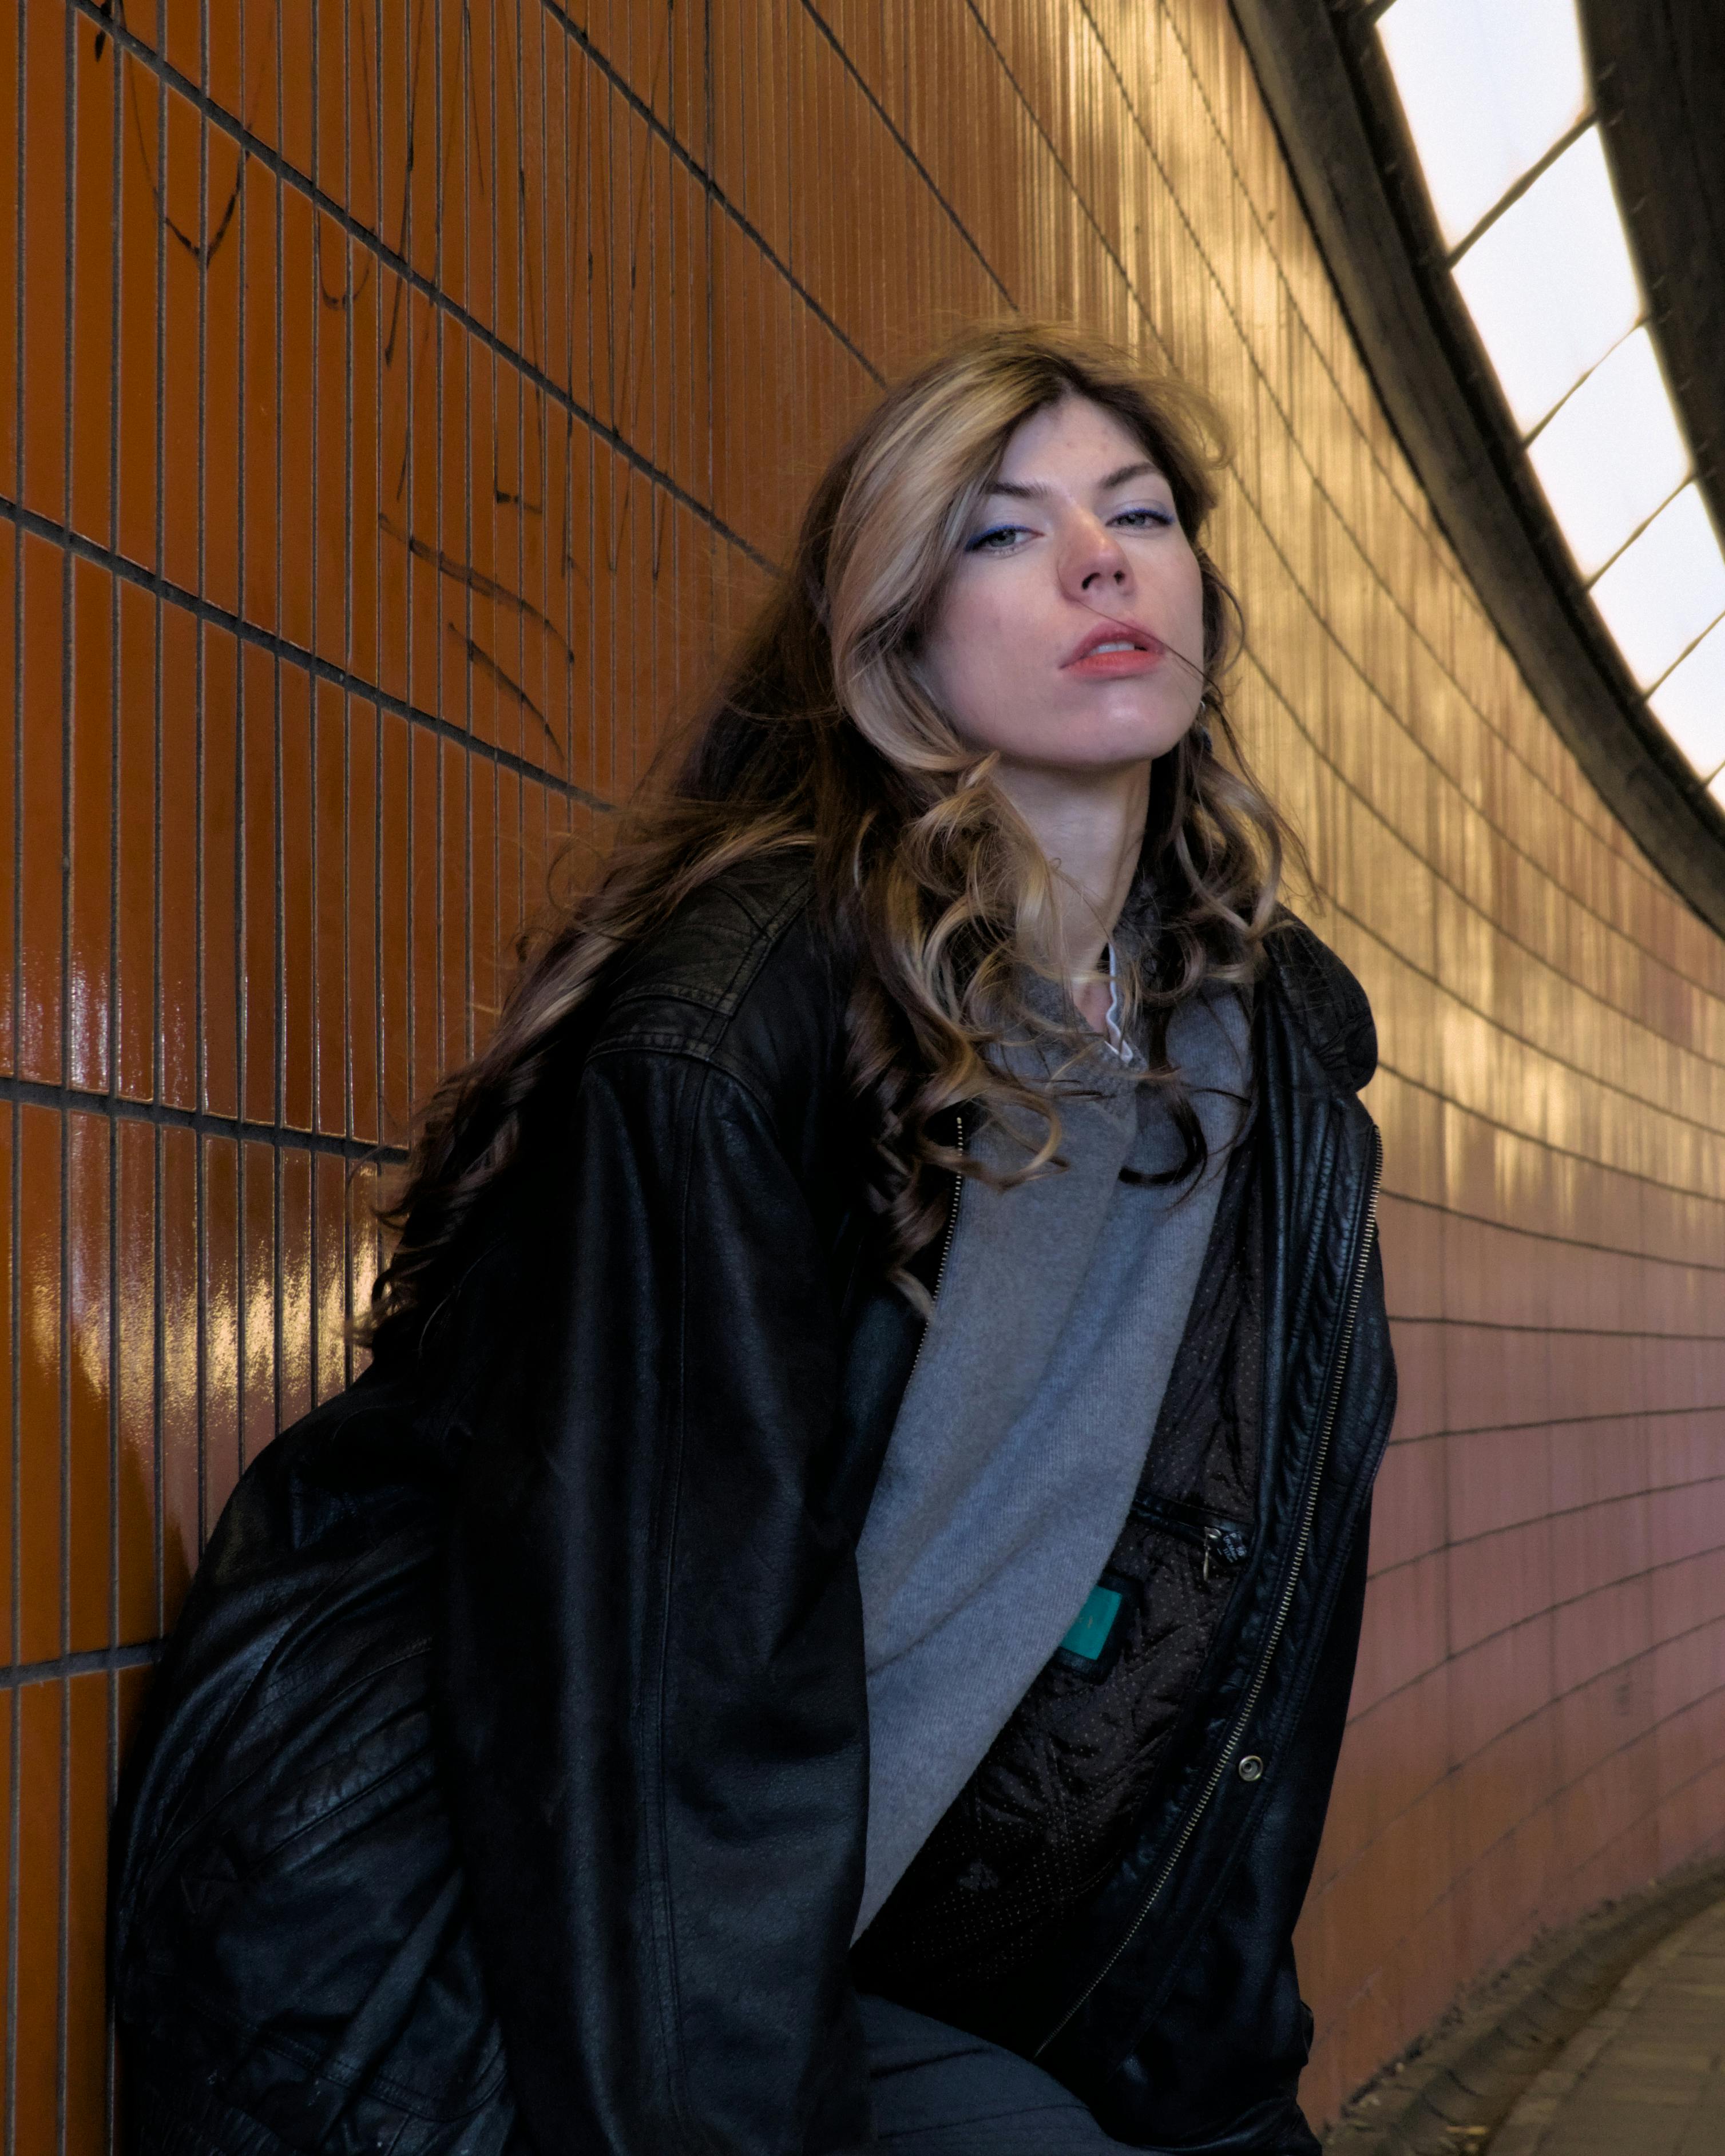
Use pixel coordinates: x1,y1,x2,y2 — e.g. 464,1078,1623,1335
1486,1895,1725,2155
1321,1853,1725,2155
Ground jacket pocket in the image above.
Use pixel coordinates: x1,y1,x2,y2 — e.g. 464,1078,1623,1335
1129,1491,1251,1581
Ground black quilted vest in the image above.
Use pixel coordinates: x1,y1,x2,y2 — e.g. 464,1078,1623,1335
852,1123,1264,2011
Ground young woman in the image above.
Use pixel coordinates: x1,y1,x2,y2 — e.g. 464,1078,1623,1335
111,323,1394,2156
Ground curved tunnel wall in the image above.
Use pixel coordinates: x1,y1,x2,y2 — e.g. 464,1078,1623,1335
5,0,1725,2142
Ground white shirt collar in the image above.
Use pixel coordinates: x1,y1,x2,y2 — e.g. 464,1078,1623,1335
1102,940,1135,1065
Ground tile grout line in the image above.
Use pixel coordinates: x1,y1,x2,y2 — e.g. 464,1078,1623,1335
102,60,125,2109
1,1643,161,1693
69,0,855,557
1326,886,1725,1150
56,4,78,2146
193,1,211,1582
1240,648,1725,1090
1382,1312,1725,1340
0,492,614,809
1375,1049,1725,1214
146,17,168,1675
7,8,26,2134
1378,1184,1725,1275
101,468,128,2122
310,0,327,1430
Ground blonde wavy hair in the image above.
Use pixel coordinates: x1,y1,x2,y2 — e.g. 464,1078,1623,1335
364,320,1293,1352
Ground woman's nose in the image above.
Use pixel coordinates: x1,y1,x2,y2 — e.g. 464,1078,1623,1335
1062,516,1132,596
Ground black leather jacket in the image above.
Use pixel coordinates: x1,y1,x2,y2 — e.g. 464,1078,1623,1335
110,855,1394,2156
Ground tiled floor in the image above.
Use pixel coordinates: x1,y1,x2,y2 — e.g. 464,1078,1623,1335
1492,1897,1725,2154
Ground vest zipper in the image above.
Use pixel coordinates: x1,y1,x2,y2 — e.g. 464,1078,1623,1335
1129,1495,1251,1582
906,1111,965,1384
1033,1125,1382,2057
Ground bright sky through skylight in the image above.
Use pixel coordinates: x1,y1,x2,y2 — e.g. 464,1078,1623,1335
1525,330,1691,579
1451,131,1642,432
1589,487,1725,689
1378,0,1589,249
1650,623,1725,780
1378,3,1722,800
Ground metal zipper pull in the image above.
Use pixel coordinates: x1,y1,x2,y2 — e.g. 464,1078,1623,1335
1131,1494,1248,1577
1200,1522,1249,1582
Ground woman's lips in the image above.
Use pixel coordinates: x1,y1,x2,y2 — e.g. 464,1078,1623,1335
1065,644,1166,678
1061,624,1167,679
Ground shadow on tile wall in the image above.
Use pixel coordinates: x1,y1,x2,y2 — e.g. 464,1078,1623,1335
5,0,1725,2145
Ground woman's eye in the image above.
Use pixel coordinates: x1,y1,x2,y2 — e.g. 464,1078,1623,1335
967,523,1031,553
1112,505,1176,530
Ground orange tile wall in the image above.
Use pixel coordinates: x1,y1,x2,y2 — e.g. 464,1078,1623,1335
4,0,1724,2145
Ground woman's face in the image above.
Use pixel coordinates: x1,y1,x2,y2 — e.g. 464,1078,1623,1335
921,395,1207,777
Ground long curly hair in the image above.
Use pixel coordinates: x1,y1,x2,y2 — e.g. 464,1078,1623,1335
362,320,1295,1357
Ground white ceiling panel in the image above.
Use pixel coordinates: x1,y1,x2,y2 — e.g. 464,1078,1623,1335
1590,486,1725,688
1451,130,1642,432
1650,619,1725,779
1526,329,1691,578
1379,0,1589,248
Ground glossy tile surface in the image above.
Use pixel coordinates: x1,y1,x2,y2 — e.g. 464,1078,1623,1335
5,0,1725,2142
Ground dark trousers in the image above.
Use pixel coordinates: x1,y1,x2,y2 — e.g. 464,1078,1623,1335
862,1996,1133,2153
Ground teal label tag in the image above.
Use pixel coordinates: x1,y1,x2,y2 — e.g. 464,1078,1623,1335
1060,1585,1124,1663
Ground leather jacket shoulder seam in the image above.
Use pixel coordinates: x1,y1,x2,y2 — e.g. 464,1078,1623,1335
596,869,820,1058
582,1036,780,1126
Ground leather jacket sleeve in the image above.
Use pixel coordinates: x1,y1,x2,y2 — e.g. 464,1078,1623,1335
435,1042,874,2156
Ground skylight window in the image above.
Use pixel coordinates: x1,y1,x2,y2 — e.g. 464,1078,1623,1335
1378,0,1722,810
1525,329,1691,579
1378,0,1588,248
1651,623,1725,781
1588,487,1725,690
1450,132,1641,432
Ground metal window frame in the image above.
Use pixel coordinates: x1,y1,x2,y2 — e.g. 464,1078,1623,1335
1228,0,1725,938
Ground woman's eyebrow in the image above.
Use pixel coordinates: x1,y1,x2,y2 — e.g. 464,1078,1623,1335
1099,459,1162,489
985,459,1164,503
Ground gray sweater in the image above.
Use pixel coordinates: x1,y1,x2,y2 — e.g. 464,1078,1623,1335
853,987,1251,1934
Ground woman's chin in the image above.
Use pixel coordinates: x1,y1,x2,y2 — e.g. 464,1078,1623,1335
987,720,1194,777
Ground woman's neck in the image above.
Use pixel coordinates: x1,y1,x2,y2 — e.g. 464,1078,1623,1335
992,759,1151,1031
